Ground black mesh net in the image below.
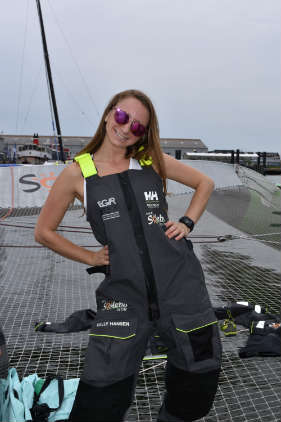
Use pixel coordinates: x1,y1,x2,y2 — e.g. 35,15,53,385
0,164,280,421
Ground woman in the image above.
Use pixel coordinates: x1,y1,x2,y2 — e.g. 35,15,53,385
35,89,221,422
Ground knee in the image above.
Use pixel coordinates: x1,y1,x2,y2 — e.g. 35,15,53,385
69,376,135,422
165,365,220,421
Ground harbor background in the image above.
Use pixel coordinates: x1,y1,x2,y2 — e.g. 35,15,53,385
0,1,280,420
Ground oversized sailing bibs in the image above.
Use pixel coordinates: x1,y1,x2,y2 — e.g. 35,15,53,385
74,153,222,387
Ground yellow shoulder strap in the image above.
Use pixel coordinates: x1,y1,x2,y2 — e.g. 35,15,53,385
138,146,153,167
74,153,97,178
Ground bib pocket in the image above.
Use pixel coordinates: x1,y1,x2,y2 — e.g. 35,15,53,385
83,315,138,385
171,308,222,373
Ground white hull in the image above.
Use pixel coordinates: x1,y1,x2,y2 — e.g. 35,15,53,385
17,144,52,164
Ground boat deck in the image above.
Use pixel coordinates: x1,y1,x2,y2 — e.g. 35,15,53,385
0,193,280,421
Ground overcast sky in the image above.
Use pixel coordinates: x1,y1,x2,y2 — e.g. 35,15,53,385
0,0,280,153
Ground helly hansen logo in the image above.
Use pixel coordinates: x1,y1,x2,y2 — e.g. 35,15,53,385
97,197,116,208
96,321,130,327
144,191,158,201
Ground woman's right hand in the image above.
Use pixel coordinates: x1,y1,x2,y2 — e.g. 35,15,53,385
92,245,110,266
35,163,110,268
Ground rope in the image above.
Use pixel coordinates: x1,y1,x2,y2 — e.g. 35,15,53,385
2,220,235,235
139,361,166,374
0,166,279,248
1,237,279,249
4,221,278,238
0,219,280,248
0,222,92,234
221,233,281,245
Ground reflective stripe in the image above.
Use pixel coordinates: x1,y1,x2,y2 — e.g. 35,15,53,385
143,354,167,361
176,320,218,334
75,153,97,178
250,321,254,334
89,333,136,340
34,322,45,331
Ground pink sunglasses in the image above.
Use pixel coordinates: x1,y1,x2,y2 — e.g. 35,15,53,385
113,107,146,137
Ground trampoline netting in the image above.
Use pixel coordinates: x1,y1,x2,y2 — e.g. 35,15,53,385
0,163,280,421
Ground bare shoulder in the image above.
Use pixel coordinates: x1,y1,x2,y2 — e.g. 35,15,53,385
35,162,83,232
162,153,214,189
55,162,82,189
44,162,83,204
62,161,82,178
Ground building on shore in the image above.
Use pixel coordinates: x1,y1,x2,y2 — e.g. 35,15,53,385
0,134,207,163
1,134,279,174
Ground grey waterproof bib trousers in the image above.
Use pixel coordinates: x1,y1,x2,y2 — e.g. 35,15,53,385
69,154,222,422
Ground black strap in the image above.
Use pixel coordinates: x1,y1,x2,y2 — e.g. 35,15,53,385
31,375,64,421
39,376,64,410
86,265,109,275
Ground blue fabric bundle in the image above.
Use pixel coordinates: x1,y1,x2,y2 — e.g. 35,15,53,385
0,368,79,422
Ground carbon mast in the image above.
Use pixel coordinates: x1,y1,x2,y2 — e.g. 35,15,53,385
36,0,65,162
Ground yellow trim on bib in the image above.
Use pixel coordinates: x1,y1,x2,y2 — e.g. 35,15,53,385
176,320,218,334
74,153,97,178
89,333,136,340
142,354,167,361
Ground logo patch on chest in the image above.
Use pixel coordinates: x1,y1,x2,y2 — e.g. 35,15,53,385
144,191,160,209
97,196,120,221
144,191,158,201
146,211,166,225
102,211,120,221
97,197,117,208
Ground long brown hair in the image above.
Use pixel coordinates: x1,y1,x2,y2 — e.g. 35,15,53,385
77,89,167,193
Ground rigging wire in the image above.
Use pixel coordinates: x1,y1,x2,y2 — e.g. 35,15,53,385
46,0,100,118
15,0,30,134
1,218,280,244
0,218,279,248
50,63,97,130
21,64,44,132
0,221,280,238
46,0,100,120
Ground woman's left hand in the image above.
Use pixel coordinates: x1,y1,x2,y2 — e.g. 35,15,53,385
164,221,190,240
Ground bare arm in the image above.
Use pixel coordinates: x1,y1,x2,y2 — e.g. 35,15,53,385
162,153,214,239
34,163,109,266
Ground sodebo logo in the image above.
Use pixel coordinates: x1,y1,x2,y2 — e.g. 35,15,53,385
147,213,165,225
19,172,57,193
97,197,116,208
144,191,158,201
